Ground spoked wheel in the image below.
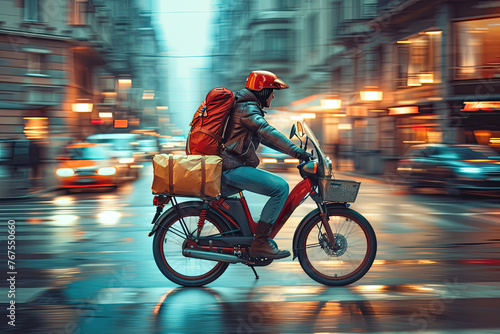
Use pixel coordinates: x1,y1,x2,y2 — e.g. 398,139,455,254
153,205,231,287
297,206,377,286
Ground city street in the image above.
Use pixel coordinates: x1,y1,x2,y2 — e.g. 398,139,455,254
1,163,500,333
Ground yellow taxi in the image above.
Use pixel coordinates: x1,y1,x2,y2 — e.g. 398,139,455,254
56,143,126,190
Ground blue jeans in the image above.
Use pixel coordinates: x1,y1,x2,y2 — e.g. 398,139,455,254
221,167,289,225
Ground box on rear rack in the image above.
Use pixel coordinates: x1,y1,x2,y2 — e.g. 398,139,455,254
318,178,361,203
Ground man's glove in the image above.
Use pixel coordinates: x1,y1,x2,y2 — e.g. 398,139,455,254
295,148,313,162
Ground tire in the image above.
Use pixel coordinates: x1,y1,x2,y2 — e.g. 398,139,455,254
152,205,231,287
296,207,377,286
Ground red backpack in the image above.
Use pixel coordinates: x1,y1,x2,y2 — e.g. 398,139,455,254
186,87,235,155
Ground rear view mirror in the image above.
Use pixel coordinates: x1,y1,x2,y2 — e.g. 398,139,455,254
289,124,296,139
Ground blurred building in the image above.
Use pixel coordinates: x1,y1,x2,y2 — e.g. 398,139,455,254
0,0,166,158
212,0,500,175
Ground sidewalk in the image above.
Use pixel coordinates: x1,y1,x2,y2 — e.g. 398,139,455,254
0,162,60,200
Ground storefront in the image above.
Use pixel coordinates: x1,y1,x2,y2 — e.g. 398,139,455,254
451,101,500,152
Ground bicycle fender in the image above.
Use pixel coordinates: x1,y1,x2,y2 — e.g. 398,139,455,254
148,201,204,237
292,208,320,260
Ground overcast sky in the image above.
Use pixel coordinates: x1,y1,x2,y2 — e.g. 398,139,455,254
155,0,214,135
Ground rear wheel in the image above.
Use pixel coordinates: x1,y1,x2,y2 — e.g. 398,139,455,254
297,207,376,286
153,206,230,287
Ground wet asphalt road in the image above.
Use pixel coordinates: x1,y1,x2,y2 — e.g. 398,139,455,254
1,162,500,333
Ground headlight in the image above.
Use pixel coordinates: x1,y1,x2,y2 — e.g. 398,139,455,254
458,167,481,174
56,168,74,177
457,167,483,179
98,167,117,176
119,158,134,164
262,158,277,164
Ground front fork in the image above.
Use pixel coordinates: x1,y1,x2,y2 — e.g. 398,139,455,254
310,192,336,246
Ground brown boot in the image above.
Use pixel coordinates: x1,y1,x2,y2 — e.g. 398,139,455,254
249,222,290,259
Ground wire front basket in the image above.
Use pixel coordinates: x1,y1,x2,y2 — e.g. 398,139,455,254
318,178,361,203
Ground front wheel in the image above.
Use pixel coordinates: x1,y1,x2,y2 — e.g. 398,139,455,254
153,205,231,287
296,207,377,286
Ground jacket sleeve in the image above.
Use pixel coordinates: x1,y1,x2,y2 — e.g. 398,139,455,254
240,104,302,158
260,136,291,155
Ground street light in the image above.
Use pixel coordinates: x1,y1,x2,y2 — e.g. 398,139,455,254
72,102,93,112
321,98,342,109
419,73,434,83
99,112,113,118
360,90,383,102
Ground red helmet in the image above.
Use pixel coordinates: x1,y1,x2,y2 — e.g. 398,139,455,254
245,70,289,91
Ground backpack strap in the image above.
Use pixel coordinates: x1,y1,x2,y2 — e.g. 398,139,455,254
219,95,237,149
200,155,206,196
224,132,245,150
168,154,174,194
195,127,223,144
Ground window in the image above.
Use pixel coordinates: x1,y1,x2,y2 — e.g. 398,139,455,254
278,0,296,9
26,87,58,105
331,1,341,39
138,13,151,29
69,0,87,25
100,76,115,92
362,0,378,18
396,31,442,88
141,35,153,55
74,51,93,91
116,0,128,18
27,53,47,75
341,0,360,21
24,0,39,22
307,14,319,53
365,46,382,84
263,30,290,60
455,17,500,80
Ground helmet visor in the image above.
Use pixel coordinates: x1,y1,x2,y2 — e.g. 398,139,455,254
273,78,289,90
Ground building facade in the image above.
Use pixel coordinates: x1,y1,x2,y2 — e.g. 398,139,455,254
212,0,500,174
0,0,166,157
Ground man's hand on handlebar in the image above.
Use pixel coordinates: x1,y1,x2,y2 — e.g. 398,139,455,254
296,148,314,162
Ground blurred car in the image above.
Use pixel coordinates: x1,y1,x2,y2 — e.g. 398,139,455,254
258,146,300,171
135,137,160,160
85,133,142,178
397,144,500,195
56,143,127,190
159,136,187,155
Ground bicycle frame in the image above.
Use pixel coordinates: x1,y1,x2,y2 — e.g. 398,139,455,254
205,177,313,239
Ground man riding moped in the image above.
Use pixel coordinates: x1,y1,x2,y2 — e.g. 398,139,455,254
220,70,312,259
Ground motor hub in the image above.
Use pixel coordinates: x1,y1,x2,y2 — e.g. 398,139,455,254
319,232,348,257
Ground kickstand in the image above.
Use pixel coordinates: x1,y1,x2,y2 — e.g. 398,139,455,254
250,266,259,279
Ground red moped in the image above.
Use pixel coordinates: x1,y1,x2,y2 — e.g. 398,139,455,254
148,121,377,287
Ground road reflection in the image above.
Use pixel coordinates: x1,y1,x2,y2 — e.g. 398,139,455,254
151,286,378,333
